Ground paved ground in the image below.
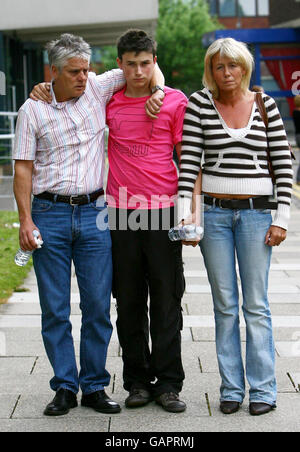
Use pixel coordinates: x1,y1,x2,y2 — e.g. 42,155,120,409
0,204,300,433
0,153,300,432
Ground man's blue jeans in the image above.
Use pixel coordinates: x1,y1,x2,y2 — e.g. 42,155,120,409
200,205,277,406
32,197,113,395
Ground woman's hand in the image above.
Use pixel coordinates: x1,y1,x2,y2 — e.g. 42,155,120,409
30,82,52,103
182,240,199,248
265,225,287,247
180,215,201,248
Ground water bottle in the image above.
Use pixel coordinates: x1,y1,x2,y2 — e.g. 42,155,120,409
15,230,43,267
168,224,204,242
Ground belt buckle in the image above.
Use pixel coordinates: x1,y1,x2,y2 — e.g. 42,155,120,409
218,198,226,209
69,195,78,206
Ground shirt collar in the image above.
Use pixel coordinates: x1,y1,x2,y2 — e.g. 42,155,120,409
50,80,83,109
50,80,66,109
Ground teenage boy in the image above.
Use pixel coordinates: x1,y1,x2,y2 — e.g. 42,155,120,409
106,30,188,413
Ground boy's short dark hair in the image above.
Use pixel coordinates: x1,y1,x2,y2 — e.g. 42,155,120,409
117,29,157,60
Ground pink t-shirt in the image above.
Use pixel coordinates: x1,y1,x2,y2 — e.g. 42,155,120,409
106,86,187,209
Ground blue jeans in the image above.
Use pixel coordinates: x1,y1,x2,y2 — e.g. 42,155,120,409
200,205,276,405
32,197,113,395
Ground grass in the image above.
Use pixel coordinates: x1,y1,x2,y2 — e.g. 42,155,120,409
0,211,32,304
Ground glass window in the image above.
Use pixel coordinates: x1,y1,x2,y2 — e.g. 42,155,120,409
207,0,218,15
219,0,236,17
238,0,255,16
258,0,269,16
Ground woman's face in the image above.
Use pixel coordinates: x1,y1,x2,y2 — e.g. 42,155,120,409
211,52,246,94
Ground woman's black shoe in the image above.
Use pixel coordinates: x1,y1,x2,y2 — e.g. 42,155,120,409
249,402,276,416
44,388,78,416
220,401,240,414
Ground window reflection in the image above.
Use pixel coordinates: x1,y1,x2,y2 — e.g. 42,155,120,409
219,0,236,17
238,0,255,17
206,0,269,17
258,0,269,16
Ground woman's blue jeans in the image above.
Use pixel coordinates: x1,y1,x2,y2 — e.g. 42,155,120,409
32,197,113,395
200,205,277,406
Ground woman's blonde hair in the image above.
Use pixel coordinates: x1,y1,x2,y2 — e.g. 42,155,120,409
294,95,300,108
203,38,254,98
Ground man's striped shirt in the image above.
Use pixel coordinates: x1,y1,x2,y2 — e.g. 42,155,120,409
178,88,293,230
13,70,125,196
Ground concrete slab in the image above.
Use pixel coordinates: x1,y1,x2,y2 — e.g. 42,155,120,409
0,394,20,419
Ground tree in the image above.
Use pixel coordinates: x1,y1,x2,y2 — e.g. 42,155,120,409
156,0,221,95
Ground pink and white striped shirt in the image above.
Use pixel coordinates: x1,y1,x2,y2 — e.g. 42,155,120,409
13,70,125,195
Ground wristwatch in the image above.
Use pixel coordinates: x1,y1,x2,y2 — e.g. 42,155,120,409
151,85,165,95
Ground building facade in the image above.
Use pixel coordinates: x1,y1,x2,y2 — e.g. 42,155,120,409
204,0,300,124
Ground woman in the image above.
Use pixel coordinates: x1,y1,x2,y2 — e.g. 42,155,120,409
178,38,293,416
292,95,300,184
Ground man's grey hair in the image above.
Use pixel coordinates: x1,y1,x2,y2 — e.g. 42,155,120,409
46,33,91,70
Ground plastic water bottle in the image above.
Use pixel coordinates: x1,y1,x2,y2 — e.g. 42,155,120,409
14,230,43,267
168,224,204,242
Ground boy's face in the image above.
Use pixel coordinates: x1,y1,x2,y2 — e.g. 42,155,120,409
117,51,157,92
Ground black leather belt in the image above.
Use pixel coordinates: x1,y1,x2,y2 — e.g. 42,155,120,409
35,188,104,206
204,195,277,210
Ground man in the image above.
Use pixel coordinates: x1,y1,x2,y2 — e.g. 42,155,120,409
13,33,164,417
106,30,188,412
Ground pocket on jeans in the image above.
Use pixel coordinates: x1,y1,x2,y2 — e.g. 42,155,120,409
90,198,107,211
31,198,53,213
255,209,272,214
204,204,214,213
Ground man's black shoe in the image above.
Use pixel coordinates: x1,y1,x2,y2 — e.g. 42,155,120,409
44,388,78,416
155,392,186,413
81,390,121,414
125,388,152,408
220,401,240,415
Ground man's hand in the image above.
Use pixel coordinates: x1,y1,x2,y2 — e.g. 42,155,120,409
145,90,165,119
19,219,42,252
265,225,287,247
30,82,52,103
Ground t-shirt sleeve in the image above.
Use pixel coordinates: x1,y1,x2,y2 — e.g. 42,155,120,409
89,69,125,104
13,108,37,161
172,95,188,145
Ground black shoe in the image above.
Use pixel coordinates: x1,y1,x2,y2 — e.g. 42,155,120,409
125,388,152,408
155,392,186,413
44,388,78,416
220,401,240,415
81,390,121,414
249,402,276,416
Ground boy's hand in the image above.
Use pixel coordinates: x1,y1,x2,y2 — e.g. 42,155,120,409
145,90,165,119
30,82,52,103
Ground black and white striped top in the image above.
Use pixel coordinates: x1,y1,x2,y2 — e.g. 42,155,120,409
178,88,293,230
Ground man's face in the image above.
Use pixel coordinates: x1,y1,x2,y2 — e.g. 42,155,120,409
52,57,89,100
117,51,157,92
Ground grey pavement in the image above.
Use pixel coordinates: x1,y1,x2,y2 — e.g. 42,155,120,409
1,207,300,432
